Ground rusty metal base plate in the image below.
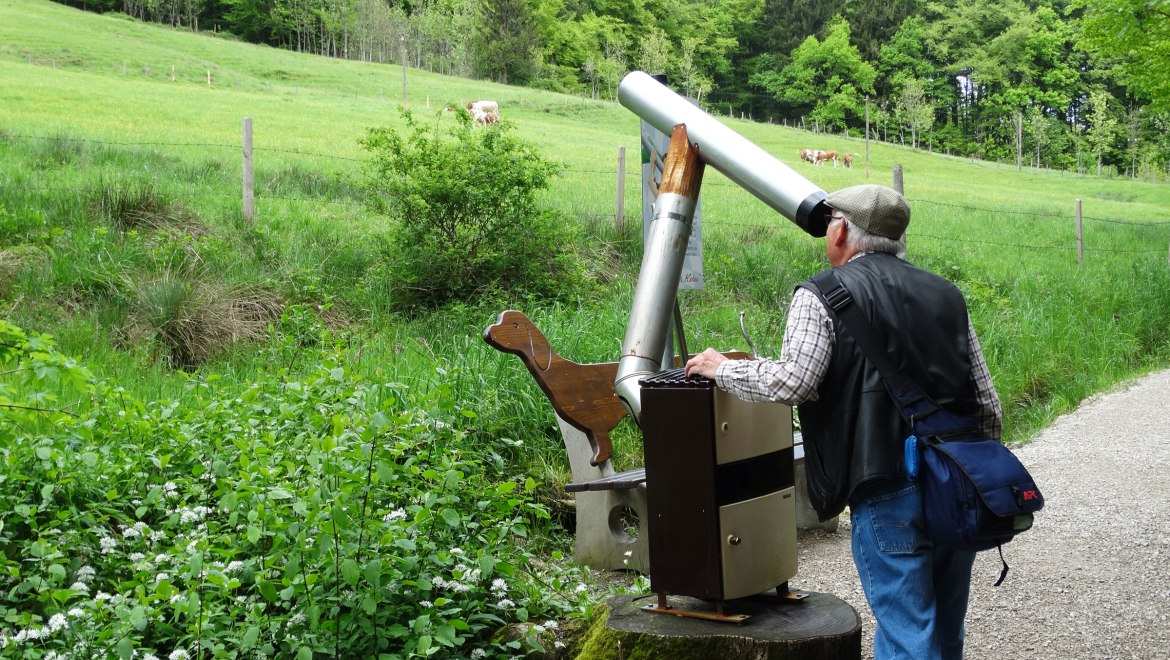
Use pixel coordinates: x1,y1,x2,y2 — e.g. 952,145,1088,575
641,602,750,624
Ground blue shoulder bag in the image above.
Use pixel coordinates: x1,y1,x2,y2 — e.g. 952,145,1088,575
811,271,1044,586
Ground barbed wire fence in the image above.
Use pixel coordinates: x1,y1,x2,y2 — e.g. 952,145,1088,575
4,127,1170,263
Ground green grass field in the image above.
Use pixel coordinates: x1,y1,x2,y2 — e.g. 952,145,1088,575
4,0,1170,444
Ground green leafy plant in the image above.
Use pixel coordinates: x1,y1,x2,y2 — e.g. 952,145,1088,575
0,321,595,659
360,110,588,309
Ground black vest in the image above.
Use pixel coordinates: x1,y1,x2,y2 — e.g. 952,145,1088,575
797,253,980,521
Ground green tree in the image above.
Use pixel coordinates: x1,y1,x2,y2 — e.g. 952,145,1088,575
1077,0,1170,112
842,0,920,61
636,26,673,76
1087,90,1119,176
750,15,876,130
897,78,934,148
474,0,541,84
756,0,843,58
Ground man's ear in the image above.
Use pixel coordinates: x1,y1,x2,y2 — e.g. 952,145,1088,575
831,221,848,249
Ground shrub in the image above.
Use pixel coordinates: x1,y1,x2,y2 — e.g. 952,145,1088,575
0,321,594,658
359,110,588,309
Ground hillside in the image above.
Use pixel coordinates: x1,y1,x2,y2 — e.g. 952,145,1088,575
3,0,1170,435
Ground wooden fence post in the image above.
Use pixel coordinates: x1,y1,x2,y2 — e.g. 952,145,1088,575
893,165,906,259
865,96,870,179
1076,198,1084,264
616,145,626,232
242,117,254,224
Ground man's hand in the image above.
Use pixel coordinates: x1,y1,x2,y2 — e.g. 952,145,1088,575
684,348,728,379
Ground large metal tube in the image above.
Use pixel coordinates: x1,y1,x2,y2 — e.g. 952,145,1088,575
617,70,829,237
614,72,832,423
614,191,696,418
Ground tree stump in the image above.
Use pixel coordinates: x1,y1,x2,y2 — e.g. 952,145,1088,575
575,591,860,659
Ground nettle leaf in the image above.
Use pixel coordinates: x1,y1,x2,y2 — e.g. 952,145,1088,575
434,624,457,647
363,558,383,589
242,625,261,647
341,558,361,586
440,508,461,527
258,580,278,602
268,487,294,500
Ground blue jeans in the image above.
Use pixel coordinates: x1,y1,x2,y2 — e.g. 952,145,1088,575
850,480,976,660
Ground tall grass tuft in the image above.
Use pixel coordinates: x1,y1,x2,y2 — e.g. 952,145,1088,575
90,179,206,235
120,267,282,369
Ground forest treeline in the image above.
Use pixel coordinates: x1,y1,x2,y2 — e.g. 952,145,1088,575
56,0,1169,178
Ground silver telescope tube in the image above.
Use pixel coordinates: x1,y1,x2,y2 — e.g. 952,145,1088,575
617,70,830,237
614,192,695,417
613,71,831,422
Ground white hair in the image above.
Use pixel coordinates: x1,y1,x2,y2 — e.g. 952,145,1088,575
840,216,904,255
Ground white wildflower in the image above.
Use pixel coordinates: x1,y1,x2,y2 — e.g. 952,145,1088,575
450,547,464,555
224,561,244,574
491,578,507,594
471,650,487,659
384,508,406,522
48,614,67,632
67,608,84,618
69,581,90,593
99,535,117,554
420,600,433,608
155,573,170,583
129,552,146,562
542,620,558,630
496,598,515,608
574,583,588,593
143,654,161,660
76,565,96,582
169,650,191,660
431,576,446,588
95,592,113,601
286,612,306,628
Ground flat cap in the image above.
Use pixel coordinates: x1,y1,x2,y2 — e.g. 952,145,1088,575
824,184,910,239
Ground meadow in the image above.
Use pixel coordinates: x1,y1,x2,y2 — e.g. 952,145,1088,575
2,1,1169,657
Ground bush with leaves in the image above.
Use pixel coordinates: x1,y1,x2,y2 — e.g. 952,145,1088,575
360,110,589,309
0,320,595,658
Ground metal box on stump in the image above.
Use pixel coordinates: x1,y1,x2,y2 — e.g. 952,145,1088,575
640,371,797,601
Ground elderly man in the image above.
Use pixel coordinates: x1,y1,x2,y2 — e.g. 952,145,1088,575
685,184,1003,660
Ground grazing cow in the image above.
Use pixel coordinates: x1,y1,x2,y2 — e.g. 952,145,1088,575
815,149,839,167
841,152,854,169
799,148,817,164
467,100,500,126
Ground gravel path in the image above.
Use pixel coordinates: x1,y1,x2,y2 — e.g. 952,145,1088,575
793,369,1170,659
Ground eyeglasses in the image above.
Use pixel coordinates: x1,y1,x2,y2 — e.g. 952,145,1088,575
830,213,848,224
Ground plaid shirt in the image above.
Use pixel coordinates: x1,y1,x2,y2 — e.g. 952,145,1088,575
716,286,1004,439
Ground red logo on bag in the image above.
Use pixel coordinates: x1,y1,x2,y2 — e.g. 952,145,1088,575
1021,490,1037,501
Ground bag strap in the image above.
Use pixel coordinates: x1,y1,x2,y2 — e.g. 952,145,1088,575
807,270,939,425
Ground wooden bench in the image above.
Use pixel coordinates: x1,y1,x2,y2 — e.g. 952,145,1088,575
484,310,836,575
484,310,652,573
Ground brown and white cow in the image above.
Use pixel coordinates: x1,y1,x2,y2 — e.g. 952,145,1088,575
815,150,839,167
841,152,854,169
467,100,500,126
